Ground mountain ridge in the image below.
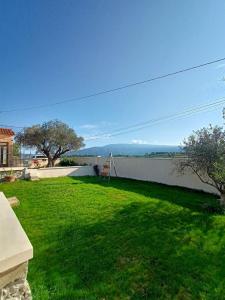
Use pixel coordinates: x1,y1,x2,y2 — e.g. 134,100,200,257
68,143,182,157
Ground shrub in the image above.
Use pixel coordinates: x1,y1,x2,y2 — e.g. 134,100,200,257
59,158,77,166
59,158,88,167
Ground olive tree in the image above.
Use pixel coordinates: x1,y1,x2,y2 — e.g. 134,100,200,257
13,142,20,157
177,124,225,203
16,120,84,167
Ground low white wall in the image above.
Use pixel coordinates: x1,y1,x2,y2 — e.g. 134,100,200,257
29,166,94,178
73,156,219,195
0,167,25,180
0,167,25,172
27,157,219,195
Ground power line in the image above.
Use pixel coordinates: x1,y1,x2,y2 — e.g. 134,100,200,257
1,56,225,114
96,98,225,136
85,97,225,140
2,96,225,141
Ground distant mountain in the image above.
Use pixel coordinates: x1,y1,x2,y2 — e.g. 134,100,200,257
68,144,182,157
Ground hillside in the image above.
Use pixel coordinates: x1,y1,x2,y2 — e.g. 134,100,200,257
68,144,182,157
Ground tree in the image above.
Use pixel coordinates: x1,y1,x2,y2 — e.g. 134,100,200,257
177,124,225,203
16,120,84,167
13,142,20,157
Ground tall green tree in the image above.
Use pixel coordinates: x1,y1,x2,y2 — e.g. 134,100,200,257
16,120,84,167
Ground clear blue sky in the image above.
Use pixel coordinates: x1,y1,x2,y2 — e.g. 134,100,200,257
1,0,225,147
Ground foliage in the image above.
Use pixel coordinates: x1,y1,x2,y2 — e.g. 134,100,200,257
1,177,224,299
0,168,16,180
13,142,20,157
144,152,184,158
177,124,225,198
59,157,88,166
15,120,84,167
59,158,77,166
5,168,16,176
58,157,77,166
213,156,225,183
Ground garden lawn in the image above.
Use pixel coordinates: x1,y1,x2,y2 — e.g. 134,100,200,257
1,176,225,300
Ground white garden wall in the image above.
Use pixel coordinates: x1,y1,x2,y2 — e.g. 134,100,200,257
29,166,95,178
73,156,219,195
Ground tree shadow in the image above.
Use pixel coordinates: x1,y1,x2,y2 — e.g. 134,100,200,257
70,176,220,214
31,199,225,299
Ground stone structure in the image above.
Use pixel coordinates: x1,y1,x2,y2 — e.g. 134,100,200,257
0,192,33,299
7,196,20,208
0,128,15,167
0,263,31,299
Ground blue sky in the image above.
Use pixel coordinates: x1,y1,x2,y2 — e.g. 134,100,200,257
1,0,225,148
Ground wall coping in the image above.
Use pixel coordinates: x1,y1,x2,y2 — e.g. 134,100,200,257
74,156,187,160
28,166,91,171
0,167,25,172
0,192,33,273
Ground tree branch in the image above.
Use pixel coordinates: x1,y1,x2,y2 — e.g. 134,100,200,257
54,148,70,159
190,166,218,189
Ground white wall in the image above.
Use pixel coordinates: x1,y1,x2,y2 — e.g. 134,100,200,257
27,157,219,195
73,156,219,195
29,166,94,178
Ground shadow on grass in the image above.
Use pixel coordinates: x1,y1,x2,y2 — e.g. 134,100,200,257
32,199,225,299
70,176,220,214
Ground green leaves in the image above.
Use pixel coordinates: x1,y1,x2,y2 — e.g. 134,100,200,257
15,120,84,166
179,123,225,194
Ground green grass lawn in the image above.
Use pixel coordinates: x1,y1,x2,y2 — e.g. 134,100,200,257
1,176,225,300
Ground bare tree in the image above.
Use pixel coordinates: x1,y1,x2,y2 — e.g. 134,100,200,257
16,120,84,167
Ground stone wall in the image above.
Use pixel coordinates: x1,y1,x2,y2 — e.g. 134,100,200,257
0,262,31,299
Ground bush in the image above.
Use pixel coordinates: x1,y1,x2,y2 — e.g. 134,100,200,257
59,158,77,166
59,158,88,167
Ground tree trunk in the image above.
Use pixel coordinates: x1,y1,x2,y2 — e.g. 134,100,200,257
219,193,225,206
47,158,55,167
